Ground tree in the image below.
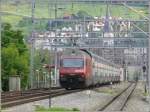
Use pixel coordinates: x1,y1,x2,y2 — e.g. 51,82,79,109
2,23,29,91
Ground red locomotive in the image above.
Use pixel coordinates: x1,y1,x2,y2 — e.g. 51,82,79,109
59,49,122,90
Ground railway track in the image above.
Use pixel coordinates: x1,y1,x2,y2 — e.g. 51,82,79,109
2,87,82,108
2,87,61,98
98,82,137,111
2,89,63,102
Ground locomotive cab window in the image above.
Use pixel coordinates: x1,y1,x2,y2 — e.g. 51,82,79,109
62,58,84,68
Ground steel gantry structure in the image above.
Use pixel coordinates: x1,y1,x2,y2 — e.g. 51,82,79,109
30,19,149,86
27,1,149,96
26,0,149,88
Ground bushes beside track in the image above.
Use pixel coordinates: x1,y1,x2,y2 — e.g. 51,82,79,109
1,23,29,91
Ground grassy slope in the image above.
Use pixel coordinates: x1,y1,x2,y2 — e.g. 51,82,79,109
1,2,148,35
2,2,148,20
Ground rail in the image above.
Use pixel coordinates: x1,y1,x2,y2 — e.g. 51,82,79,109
98,82,137,111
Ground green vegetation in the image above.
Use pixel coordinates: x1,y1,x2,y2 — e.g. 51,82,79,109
143,91,149,96
35,105,79,112
2,2,148,24
1,1,148,36
2,23,29,91
33,49,53,79
2,2,148,18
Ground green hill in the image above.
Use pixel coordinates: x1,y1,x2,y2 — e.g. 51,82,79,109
1,1,148,35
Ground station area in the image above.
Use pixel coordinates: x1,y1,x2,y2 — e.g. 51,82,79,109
1,0,150,112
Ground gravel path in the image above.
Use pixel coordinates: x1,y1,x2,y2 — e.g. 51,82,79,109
123,82,150,112
2,90,113,112
2,82,130,112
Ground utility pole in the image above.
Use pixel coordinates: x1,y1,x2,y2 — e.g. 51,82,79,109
55,3,57,19
148,0,150,105
71,2,74,12
54,1,58,86
48,0,51,18
29,0,35,89
31,0,35,23
0,0,2,110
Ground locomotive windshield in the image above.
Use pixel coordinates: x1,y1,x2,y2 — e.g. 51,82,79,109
62,58,84,68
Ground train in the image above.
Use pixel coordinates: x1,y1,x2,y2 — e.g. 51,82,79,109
59,49,123,90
